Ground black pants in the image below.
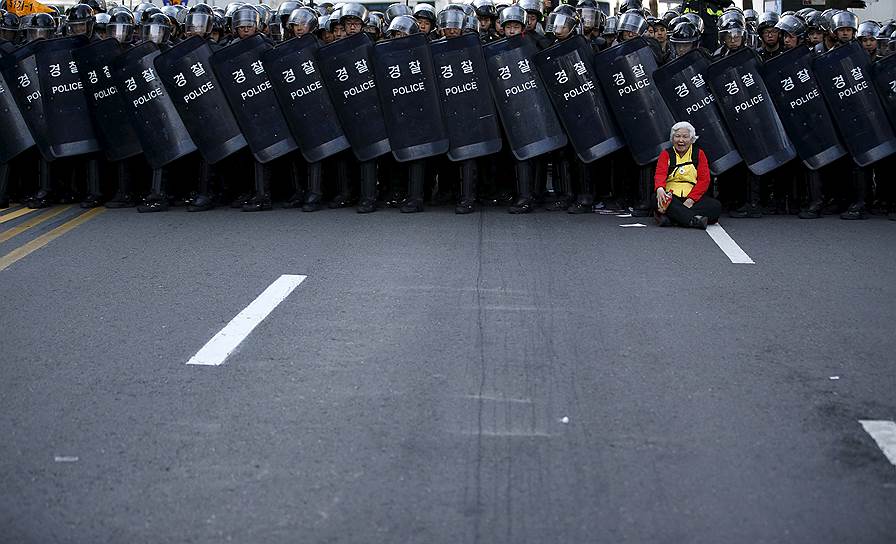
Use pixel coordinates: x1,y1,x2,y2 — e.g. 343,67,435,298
660,194,722,226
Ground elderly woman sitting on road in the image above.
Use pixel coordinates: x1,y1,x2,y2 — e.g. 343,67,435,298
653,121,722,229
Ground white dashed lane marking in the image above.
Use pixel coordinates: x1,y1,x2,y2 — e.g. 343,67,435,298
187,274,307,366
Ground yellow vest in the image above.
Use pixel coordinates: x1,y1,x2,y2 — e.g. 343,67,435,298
665,146,698,198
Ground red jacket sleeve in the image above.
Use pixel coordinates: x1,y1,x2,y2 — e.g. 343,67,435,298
687,148,711,202
654,149,669,192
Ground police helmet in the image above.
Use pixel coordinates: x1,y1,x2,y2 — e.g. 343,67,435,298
386,14,418,37
718,9,744,30
437,8,465,31
669,21,699,44
384,3,412,24
545,10,577,36
24,11,55,41
107,9,133,43
856,20,879,39
0,10,20,42
617,11,647,36
414,3,437,25
325,9,342,31
65,4,95,37
364,11,384,35
618,0,641,14
497,4,525,28
79,0,106,14
288,7,318,34
832,10,858,33
277,1,300,26
185,3,214,36
141,12,171,44
473,0,497,19
718,16,745,38
94,12,110,33
878,21,896,42
232,4,260,30
602,15,616,36
517,0,542,21
463,14,479,34
680,12,703,34
756,11,779,33
579,5,604,32
776,14,806,39
743,9,758,23
340,3,368,24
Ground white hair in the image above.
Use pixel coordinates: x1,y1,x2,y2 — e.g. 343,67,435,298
670,121,698,143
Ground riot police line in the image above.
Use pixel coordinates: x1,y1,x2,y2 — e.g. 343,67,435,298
1,0,895,221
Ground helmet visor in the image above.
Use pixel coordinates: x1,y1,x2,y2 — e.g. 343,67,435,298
141,23,168,43
24,27,53,41
66,20,90,35
185,12,211,34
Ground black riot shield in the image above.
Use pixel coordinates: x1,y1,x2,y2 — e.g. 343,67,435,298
373,33,448,162
211,35,296,163
262,34,349,163
35,36,101,158
317,32,390,161
705,47,796,175
813,41,896,167
593,37,675,166
872,53,896,129
1,43,53,161
0,54,35,163
71,38,142,161
155,37,246,164
654,49,741,175
483,34,567,160
533,35,624,163
112,42,197,169
430,33,502,161
761,46,847,170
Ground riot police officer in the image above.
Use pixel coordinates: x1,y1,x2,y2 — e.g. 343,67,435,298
713,12,746,58
413,3,437,37
858,20,881,60
756,11,782,61
473,0,499,43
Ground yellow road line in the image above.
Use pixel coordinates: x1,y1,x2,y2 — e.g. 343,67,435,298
0,207,106,272
0,207,36,224
0,205,73,244
0,204,24,216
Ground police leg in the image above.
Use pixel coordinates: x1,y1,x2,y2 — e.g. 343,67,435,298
568,159,594,214
80,157,104,209
106,160,137,208
357,160,378,214
400,160,425,213
29,158,53,209
455,159,476,215
0,163,9,208
329,155,354,208
840,165,867,220
188,158,215,212
798,168,823,219
302,161,324,212
533,156,547,206
284,156,305,208
138,168,169,213
631,163,655,217
546,148,573,211
508,159,534,214
243,160,272,212
729,171,762,218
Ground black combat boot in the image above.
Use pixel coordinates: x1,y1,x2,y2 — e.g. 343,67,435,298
329,158,354,208
509,159,534,214
243,161,272,211
400,161,425,213
28,159,53,209
302,161,324,212
568,165,594,214
455,159,476,214
284,159,305,208
730,173,762,218
798,170,823,219
840,167,867,220
188,158,215,212
80,158,103,208
138,168,169,212
357,160,378,213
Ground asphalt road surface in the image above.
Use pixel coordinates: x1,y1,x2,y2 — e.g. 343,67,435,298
1,203,895,543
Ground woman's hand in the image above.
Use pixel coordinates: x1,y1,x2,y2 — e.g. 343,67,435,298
683,198,695,209
656,187,672,212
